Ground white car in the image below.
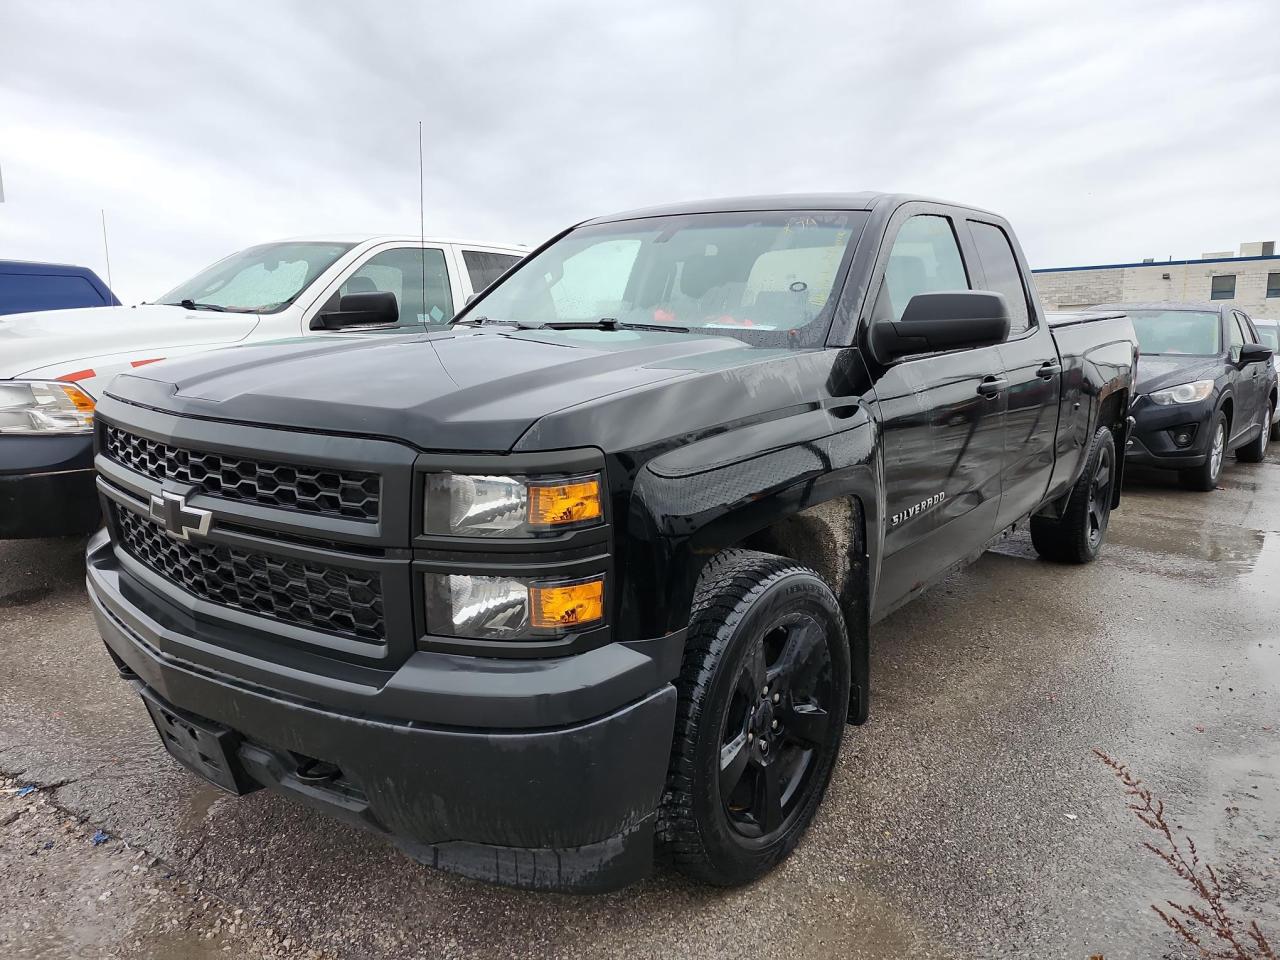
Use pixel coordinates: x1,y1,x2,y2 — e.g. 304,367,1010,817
0,235,525,538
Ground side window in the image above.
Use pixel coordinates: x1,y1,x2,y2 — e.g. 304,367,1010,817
875,215,969,322
336,248,454,327
968,221,1033,336
1236,311,1259,344
462,250,520,294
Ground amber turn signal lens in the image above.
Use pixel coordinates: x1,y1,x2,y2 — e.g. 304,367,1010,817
527,477,602,527
61,384,96,417
530,578,604,630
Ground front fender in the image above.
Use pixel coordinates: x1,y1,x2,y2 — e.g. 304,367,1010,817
619,407,882,640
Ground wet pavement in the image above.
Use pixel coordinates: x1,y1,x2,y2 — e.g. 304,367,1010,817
2,455,1278,959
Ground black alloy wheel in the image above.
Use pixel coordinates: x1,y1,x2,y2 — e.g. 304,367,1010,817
658,550,850,885
1085,434,1115,551
1030,424,1117,564
718,612,835,839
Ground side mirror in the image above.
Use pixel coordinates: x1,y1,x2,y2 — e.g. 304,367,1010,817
465,293,478,305
314,291,398,330
870,290,1011,362
1238,342,1272,366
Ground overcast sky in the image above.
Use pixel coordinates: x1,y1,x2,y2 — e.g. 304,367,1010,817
1,0,1277,302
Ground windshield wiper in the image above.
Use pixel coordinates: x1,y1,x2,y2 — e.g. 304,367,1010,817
453,316,521,327
456,316,690,333
164,299,230,312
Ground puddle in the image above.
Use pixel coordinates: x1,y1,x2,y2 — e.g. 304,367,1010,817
1110,516,1267,567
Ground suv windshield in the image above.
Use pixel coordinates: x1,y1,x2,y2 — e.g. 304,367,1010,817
158,241,354,314
1128,309,1221,356
466,210,868,346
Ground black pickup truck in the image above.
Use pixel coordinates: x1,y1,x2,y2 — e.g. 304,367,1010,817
86,194,1137,892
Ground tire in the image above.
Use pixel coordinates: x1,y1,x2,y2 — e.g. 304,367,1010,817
657,549,850,886
1237,402,1272,463
1179,410,1227,491
1270,416,1280,443
1030,425,1116,564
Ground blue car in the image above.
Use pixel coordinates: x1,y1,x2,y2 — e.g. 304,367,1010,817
0,259,120,316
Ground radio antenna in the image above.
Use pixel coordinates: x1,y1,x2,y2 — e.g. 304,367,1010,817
100,209,115,293
418,120,426,321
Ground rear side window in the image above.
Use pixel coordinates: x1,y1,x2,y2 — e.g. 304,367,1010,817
0,273,106,314
462,250,520,294
877,215,969,322
968,221,1032,336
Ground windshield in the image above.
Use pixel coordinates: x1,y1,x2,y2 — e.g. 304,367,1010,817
465,210,868,346
158,241,354,313
1255,324,1279,350
1128,309,1221,356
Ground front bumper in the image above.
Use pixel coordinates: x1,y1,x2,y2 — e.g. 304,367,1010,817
86,530,681,892
1125,397,1215,470
0,434,100,538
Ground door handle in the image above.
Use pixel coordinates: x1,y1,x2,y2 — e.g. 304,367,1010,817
1037,361,1062,379
977,376,1008,398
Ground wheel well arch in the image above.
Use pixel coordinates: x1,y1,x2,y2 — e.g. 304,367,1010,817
733,495,872,724
1219,393,1234,433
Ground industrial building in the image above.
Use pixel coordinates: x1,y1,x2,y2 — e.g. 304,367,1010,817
1032,241,1280,317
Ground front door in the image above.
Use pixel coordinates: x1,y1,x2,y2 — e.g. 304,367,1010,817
1235,311,1270,435
868,211,1007,618
1227,311,1261,442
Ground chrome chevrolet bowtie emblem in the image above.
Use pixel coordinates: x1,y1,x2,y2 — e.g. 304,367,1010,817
149,491,212,541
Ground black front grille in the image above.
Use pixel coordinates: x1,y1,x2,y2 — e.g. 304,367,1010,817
103,424,380,521
115,507,385,643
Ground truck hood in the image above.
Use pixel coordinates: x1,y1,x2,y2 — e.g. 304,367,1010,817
0,304,260,380
105,327,786,452
1135,355,1222,395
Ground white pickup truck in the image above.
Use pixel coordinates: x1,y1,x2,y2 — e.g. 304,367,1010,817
0,234,526,538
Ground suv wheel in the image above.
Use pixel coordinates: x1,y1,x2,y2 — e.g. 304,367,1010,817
1030,424,1116,564
1237,403,1272,463
1180,411,1227,491
657,549,850,886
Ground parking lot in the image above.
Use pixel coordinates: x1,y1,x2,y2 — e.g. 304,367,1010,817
2,457,1277,960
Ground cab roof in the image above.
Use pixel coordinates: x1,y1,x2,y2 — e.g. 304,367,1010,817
582,192,1002,225
275,234,529,251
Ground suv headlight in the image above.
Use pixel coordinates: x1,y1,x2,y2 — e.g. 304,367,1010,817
1149,380,1214,405
424,573,605,640
424,472,603,537
0,380,95,434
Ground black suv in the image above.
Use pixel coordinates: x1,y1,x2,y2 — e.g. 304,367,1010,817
1109,301,1277,490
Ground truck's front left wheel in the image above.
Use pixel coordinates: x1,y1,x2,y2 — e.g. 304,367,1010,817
657,550,850,886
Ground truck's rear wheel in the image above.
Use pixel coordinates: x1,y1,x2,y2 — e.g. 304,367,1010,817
1030,425,1116,564
657,550,850,886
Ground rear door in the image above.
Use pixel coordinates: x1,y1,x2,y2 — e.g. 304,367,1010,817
866,206,1008,617
963,218,1062,530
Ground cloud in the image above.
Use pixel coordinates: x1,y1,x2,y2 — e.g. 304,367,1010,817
1,0,1277,300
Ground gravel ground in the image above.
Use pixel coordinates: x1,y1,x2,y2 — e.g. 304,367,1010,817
1,456,1277,959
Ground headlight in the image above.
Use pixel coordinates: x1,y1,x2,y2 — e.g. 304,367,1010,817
424,472,603,537
1149,380,1214,405
0,380,95,434
424,573,605,640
